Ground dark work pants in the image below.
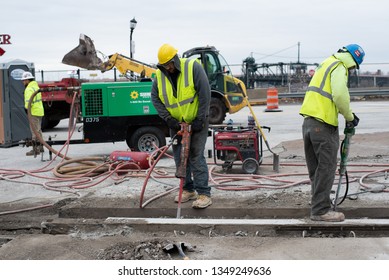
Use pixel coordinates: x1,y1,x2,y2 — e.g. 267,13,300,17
171,121,210,196
302,117,339,216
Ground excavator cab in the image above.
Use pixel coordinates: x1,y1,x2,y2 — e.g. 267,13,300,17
183,47,247,123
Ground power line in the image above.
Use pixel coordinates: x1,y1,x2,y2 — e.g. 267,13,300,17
364,62,389,65
250,43,298,60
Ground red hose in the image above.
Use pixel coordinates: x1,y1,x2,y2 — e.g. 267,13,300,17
139,143,172,208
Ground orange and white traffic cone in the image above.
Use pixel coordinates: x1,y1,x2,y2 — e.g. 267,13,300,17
264,88,282,112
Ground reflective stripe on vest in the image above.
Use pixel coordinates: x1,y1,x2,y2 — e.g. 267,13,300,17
306,60,340,101
25,86,42,104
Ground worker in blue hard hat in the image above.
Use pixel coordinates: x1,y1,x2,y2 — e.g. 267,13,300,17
299,44,365,222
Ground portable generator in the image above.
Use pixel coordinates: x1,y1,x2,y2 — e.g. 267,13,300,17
212,123,266,174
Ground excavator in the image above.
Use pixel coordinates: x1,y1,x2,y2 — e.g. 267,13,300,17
62,34,247,124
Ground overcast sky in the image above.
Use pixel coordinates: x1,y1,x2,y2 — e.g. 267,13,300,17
2,0,388,76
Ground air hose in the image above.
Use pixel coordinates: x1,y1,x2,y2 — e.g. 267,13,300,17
139,141,174,208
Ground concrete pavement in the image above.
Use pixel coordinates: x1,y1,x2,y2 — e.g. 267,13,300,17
1,101,389,260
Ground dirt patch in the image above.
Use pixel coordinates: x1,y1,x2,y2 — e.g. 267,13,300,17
274,131,389,161
97,239,174,260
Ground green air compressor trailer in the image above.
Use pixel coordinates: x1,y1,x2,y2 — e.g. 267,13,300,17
81,80,169,152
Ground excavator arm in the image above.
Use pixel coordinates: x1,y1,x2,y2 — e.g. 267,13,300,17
102,53,157,79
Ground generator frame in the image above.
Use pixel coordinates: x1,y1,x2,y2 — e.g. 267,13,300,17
211,124,267,174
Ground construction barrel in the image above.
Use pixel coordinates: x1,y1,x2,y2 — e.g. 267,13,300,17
264,88,282,112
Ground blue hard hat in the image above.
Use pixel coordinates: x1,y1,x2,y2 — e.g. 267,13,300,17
344,44,365,68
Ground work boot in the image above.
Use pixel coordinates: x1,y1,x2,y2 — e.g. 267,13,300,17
192,195,212,209
310,211,345,222
26,149,40,156
174,191,197,203
26,149,36,156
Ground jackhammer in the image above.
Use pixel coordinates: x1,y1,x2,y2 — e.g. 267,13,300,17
332,125,355,210
175,122,192,218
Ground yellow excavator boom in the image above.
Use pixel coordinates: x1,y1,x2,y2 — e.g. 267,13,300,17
102,53,157,78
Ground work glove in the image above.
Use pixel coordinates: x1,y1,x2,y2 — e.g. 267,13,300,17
191,118,204,132
166,117,180,130
346,113,360,128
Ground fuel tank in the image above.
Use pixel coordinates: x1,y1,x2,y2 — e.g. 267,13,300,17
109,150,150,170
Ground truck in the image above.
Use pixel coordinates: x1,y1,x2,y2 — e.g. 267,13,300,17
55,34,248,152
39,77,81,130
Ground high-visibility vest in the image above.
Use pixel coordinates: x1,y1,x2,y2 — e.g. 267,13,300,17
24,81,44,117
300,56,347,127
156,58,198,123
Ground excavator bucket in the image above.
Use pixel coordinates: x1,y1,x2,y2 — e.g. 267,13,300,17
62,34,103,70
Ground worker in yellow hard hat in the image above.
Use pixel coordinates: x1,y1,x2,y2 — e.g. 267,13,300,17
151,44,212,209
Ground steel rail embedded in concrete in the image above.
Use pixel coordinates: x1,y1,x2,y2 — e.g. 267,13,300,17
105,217,389,226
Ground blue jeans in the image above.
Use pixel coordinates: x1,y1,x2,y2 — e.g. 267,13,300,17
302,117,339,216
171,122,210,196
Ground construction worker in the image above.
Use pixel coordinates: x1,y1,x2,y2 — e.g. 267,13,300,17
21,71,45,156
151,44,212,209
300,44,365,222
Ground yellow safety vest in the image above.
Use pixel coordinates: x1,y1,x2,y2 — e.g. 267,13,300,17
300,56,347,127
156,58,198,123
24,80,44,117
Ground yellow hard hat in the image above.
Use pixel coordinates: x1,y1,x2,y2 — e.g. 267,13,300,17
158,44,178,65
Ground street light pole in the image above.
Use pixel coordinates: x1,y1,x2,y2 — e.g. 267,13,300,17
130,17,137,59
